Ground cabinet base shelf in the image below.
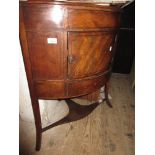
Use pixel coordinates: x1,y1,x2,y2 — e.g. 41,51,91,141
35,92,112,151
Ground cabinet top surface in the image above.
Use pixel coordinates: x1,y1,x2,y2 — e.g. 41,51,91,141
20,0,127,9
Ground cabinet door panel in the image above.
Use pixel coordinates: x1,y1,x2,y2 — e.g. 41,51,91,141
27,32,63,80
68,32,116,79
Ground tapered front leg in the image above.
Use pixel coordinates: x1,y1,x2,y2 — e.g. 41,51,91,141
105,82,113,108
31,99,42,151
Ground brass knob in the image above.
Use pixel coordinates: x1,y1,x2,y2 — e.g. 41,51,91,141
68,55,75,64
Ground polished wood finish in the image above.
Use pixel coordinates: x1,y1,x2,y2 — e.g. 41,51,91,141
27,31,64,80
68,10,120,29
20,0,121,151
67,72,110,97
23,6,65,31
34,81,65,98
68,31,116,78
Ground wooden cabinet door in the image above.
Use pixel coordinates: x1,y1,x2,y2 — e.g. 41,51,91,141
27,32,63,80
68,32,116,79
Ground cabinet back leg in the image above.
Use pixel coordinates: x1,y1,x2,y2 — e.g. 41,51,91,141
31,99,42,151
105,82,113,108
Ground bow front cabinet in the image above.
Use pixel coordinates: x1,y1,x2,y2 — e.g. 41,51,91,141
20,0,121,151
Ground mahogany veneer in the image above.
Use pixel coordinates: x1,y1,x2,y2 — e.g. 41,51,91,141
20,0,122,151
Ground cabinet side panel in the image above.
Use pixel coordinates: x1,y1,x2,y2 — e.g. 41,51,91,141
19,5,37,100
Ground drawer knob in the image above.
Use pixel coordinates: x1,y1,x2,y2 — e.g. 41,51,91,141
68,55,75,64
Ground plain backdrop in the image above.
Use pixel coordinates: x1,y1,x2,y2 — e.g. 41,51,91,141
0,0,155,155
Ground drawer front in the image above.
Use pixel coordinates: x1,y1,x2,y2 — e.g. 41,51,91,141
68,10,120,29
34,72,110,99
67,72,110,97
23,5,65,31
34,81,65,99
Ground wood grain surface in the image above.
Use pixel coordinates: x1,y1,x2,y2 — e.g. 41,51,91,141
68,31,116,79
20,1,122,150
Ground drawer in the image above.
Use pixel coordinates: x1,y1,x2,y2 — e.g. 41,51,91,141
68,10,120,29
23,6,65,31
67,72,110,97
34,81,66,99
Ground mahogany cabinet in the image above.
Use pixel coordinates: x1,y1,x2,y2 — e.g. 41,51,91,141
20,0,122,151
